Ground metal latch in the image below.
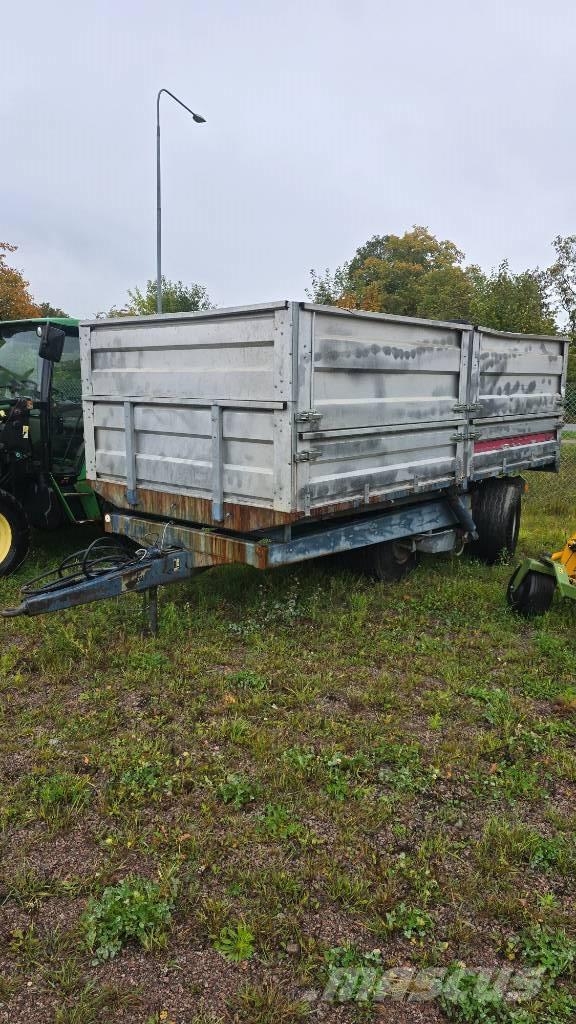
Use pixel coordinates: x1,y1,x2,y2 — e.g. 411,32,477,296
295,409,322,425
295,448,322,462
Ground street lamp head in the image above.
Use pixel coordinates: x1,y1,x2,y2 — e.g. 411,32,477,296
192,113,206,123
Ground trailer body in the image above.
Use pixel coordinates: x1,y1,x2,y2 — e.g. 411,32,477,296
3,303,568,627
79,301,567,533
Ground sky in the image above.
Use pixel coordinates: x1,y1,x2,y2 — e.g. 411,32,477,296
2,0,575,318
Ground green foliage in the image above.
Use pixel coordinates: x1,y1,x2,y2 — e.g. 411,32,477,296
37,301,69,317
308,226,557,336
82,875,175,962
31,771,92,821
106,276,212,317
54,983,138,1024
515,925,576,980
469,261,556,335
229,670,269,691
323,945,384,1004
110,760,169,802
231,980,310,1022
212,920,255,961
438,966,512,1023
384,901,434,939
0,241,41,319
548,234,576,336
216,773,258,809
548,234,576,379
258,803,303,842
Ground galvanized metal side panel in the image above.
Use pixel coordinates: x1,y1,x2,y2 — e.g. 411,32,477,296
470,416,561,479
87,312,281,402
467,328,567,477
303,426,460,507
472,328,565,420
306,309,467,429
89,400,277,507
295,307,469,512
82,305,295,517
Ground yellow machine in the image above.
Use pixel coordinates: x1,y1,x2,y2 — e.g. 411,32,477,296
507,533,576,616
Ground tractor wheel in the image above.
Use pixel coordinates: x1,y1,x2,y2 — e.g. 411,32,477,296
507,565,556,617
468,479,521,564
0,489,30,577
360,539,419,582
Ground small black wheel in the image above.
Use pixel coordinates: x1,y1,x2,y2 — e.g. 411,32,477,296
469,478,522,564
360,539,419,582
507,566,556,617
0,489,30,577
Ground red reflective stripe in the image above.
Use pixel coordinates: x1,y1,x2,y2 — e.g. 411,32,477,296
474,431,555,454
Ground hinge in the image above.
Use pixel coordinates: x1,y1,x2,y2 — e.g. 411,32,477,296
295,448,322,462
452,429,481,442
453,401,481,414
295,409,322,425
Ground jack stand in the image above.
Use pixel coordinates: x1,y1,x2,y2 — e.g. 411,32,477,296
143,586,159,635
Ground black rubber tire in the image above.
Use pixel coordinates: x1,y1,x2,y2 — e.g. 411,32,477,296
0,489,30,577
359,539,419,582
507,565,556,617
468,479,521,565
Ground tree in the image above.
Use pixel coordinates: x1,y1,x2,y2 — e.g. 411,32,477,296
308,226,474,319
548,235,576,336
470,261,556,335
36,301,70,318
548,235,576,380
104,277,213,318
308,226,556,335
0,243,41,320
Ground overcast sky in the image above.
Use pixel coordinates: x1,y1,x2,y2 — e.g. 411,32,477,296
2,0,575,318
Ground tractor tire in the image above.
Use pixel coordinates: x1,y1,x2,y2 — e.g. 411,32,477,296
468,478,521,565
359,539,419,582
507,565,556,617
0,489,30,577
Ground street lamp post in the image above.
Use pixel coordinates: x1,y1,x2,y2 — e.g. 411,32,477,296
156,88,206,314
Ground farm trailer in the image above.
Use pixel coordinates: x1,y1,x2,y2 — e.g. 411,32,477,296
2,301,568,628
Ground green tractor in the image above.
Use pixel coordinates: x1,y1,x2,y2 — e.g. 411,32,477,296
0,317,100,576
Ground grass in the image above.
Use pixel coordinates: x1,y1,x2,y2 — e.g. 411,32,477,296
0,451,576,1021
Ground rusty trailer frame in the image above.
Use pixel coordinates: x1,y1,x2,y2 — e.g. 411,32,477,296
1,494,472,627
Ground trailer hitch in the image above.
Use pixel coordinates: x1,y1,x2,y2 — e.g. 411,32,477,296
1,537,194,633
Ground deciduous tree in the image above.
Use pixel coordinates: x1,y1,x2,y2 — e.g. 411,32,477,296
0,243,40,320
104,277,213,318
308,227,556,335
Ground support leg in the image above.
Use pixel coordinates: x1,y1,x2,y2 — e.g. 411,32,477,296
143,586,159,636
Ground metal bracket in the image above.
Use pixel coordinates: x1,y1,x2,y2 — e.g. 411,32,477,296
295,409,322,426
211,403,224,522
124,401,139,507
452,429,481,442
294,448,321,463
453,401,481,414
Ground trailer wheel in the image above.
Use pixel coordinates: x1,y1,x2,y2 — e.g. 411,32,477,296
0,490,30,577
469,479,521,564
507,565,556,617
361,539,419,581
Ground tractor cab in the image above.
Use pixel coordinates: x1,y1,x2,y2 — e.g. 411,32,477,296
0,318,99,576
